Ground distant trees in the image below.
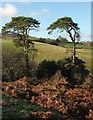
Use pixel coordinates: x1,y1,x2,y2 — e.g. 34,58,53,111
56,36,68,43
84,41,92,49
47,16,80,65
2,16,40,74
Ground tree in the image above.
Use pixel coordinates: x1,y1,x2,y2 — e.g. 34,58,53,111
2,16,40,74
47,17,80,64
56,36,68,43
57,57,89,85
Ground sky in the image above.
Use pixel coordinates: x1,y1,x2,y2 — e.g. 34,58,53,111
0,2,92,41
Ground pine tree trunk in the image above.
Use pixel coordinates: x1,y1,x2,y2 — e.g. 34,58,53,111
72,41,76,65
23,33,29,75
25,33,29,74
25,40,29,73
68,30,76,65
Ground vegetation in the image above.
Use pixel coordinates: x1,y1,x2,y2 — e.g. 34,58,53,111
2,95,49,119
2,41,37,81
1,15,93,119
2,16,40,74
30,42,68,63
2,44,26,82
36,60,58,79
2,40,92,82
57,57,89,85
35,57,90,85
2,78,93,119
47,17,80,64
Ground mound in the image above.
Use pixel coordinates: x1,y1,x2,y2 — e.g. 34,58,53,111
2,77,37,100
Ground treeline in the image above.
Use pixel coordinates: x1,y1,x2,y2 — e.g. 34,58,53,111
29,36,68,46
2,33,93,49
29,36,93,49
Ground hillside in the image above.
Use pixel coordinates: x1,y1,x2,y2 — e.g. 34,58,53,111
2,39,93,119
33,42,68,63
31,42,92,73
2,40,92,73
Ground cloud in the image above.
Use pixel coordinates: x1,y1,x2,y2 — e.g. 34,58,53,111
30,9,49,16
2,0,31,2
81,32,91,38
20,0,32,2
80,32,91,41
0,3,17,17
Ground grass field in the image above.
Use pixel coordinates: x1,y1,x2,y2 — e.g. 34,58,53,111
32,42,92,73
1,40,92,73
33,42,68,63
59,42,83,49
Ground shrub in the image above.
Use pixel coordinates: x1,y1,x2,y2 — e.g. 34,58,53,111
57,57,89,85
2,46,26,82
36,60,58,79
64,88,93,118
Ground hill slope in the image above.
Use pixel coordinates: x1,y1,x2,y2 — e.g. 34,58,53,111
2,40,92,72
33,42,68,63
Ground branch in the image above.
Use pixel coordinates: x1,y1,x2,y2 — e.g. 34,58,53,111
67,30,74,42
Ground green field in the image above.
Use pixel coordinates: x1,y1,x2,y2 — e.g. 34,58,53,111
33,42,68,63
1,40,92,73
59,42,85,49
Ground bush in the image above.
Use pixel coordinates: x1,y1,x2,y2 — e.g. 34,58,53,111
64,88,93,118
57,57,90,85
2,46,26,82
36,60,58,79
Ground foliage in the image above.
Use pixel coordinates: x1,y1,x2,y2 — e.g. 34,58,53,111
2,79,33,100
2,77,93,119
56,36,68,43
47,16,80,64
2,45,26,82
2,80,66,119
2,16,40,35
64,87,93,118
31,79,93,119
47,17,80,41
29,37,60,46
2,16,40,73
57,57,90,85
36,60,58,79
36,57,90,85
2,95,49,119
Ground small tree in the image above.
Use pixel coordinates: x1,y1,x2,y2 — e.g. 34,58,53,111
57,57,89,85
47,17,80,65
2,16,40,74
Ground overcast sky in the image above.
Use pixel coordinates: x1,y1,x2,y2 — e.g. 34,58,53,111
0,2,91,41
